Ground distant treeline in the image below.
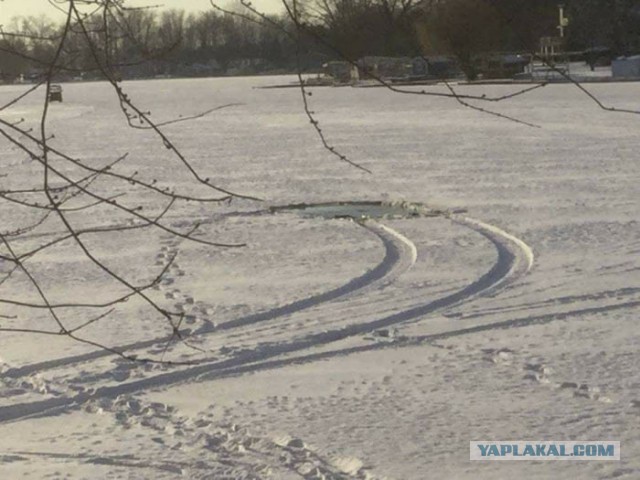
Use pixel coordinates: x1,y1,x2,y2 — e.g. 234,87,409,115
0,8,304,81
1,0,639,82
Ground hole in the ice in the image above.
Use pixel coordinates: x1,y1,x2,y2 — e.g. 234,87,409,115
269,201,448,220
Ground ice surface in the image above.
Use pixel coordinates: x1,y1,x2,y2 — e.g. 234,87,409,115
0,76,638,479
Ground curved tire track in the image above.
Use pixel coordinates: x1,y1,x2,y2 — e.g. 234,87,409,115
209,220,417,333
0,214,532,424
4,220,416,379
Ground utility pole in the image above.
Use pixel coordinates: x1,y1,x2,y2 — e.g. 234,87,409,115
557,4,569,38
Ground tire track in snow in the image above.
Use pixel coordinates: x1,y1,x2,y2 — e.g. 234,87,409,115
445,286,640,321
244,298,640,377
173,299,640,386
4,220,416,379
4,300,635,427
178,213,530,349
0,215,533,424
210,220,417,332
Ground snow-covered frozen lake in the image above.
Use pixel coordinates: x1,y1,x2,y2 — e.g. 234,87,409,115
0,76,638,479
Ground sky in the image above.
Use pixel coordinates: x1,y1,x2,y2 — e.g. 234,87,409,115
0,0,283,23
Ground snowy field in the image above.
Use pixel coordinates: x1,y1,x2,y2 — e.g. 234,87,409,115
0,75,639,479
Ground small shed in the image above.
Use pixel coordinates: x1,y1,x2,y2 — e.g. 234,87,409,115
322,61,352,83
423,56,461,79
357,56,412,80
481,54,530,79
612,55,640,78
